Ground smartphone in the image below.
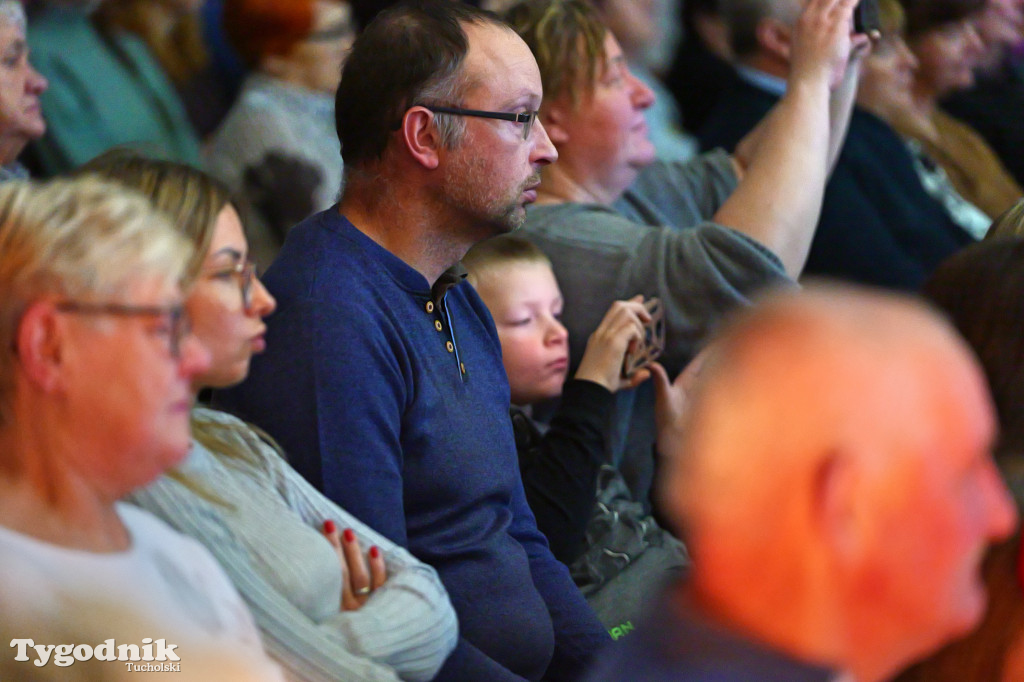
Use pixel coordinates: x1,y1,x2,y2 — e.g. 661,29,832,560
854,0,881,38
622,297,666,378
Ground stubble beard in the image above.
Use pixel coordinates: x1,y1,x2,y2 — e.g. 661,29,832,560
442,152,538,235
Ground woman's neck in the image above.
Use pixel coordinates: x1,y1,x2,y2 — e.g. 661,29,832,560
904,86,940,142
536,162,622,206
909,80,939,117
0,431,130,552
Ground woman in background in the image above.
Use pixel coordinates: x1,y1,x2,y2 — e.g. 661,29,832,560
894,0,1022,220
25,0,202,175
0,1,48,180
93,0,231,137
856,0,995,238
81,151,457,682
205,0,354,265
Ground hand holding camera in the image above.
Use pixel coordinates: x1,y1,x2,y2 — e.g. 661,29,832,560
574,295,664,393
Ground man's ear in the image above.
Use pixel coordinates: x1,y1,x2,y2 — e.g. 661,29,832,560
14,301,65,393
756,18,795,63
400,106,443,170
540,102,570,146
813,450,860,561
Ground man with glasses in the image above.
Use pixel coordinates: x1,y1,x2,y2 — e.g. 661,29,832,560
216,2,610,681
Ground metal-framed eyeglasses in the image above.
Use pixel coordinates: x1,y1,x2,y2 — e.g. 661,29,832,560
54,301,190,359
203,258,257,310
424,105,539,140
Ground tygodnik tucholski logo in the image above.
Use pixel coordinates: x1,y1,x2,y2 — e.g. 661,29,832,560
9,638,181,671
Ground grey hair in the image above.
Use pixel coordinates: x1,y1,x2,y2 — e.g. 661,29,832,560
0,177,192,426
0,1,25,33
719,0,800,57
418,73,471,149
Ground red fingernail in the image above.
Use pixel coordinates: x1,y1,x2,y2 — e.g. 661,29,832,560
369,546,380,559
343,528,355,543
323,520,336,534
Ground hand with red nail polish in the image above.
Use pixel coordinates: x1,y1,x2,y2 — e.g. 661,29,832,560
368,545,386,592
321,521,389,610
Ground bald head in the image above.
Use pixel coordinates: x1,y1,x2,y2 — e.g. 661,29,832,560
661,284,1016,681
665,285,988,535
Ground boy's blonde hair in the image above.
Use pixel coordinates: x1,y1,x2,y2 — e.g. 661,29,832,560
463,234,552,288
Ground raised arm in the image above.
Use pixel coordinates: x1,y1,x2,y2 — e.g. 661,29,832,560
714,0,868,277
826,48,865,174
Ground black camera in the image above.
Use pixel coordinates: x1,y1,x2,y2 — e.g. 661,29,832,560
854,0,881,38
622,298,666,378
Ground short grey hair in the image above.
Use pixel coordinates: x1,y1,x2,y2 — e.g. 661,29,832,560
719,0,800,58
0,1,26,33
0,177,192,426
417,74,471,149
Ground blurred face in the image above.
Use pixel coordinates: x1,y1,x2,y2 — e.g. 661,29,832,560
59,279,210,498
289,0,355,93
549,33,656,202
857,352,1017,662
598,0,663,63
0,20,47,158
440,23,557,236
975,0,1024,52
186,205,276,390
910,18,986,97
474,260,569,405
856,33,919,121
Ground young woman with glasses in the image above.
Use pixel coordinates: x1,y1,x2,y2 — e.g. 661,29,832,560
79,151,458,682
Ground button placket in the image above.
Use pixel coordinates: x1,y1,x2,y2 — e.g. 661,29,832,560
428,294,466,380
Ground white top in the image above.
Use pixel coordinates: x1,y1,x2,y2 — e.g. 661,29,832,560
0,503,281,679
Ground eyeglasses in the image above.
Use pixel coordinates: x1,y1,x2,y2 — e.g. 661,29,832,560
55,301,190,359
204,258,257,310
424,105,539,140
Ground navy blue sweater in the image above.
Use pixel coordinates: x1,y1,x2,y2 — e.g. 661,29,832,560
700,78,972,291
216,210,608,681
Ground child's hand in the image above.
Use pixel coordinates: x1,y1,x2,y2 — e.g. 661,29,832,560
650,351,708,459
574,296,653,393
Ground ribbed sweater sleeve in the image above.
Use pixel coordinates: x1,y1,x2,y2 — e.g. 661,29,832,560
128,411,458,682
